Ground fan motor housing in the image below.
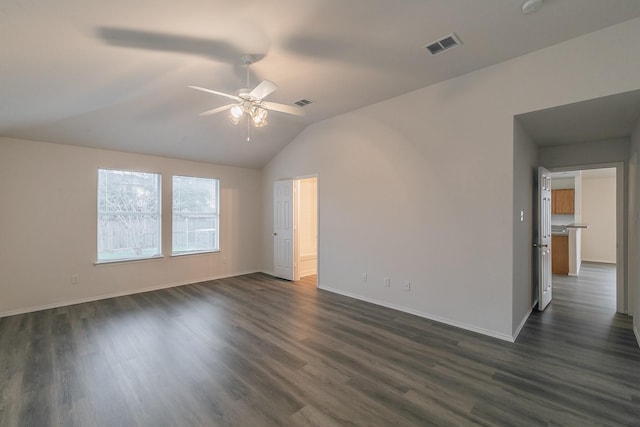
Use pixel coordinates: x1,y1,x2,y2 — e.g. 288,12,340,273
237,88,252,99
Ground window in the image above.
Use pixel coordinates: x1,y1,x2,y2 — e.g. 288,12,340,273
172,176,219,255
97,169,161,262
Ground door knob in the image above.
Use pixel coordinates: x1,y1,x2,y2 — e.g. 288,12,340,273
273,232,278,236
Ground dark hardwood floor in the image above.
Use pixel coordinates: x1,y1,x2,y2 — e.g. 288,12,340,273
297,274,317,288
1,263,638,426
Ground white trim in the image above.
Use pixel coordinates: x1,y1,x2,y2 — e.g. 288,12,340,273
580,259,616,264
512,308,532,341
95,254,164,265
171,249,221,258
294,179,300,281
319,286,514,342
0,270,259,319
293,173,319,180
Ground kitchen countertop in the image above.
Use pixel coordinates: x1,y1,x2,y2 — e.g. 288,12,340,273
552,223,589,235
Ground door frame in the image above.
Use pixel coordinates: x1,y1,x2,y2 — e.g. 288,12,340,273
293,174,319,287
547,162,626,314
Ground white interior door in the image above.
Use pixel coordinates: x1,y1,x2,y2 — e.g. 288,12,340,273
273,180,294,280
536,167,552,311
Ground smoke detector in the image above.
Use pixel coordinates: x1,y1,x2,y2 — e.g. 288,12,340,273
522,0,543,15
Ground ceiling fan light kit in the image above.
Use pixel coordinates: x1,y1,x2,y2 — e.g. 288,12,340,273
230,105,244,123
251,107,268,127
228,101,268,127
188,54,304,140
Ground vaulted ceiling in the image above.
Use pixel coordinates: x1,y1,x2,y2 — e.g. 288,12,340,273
2,0,640,168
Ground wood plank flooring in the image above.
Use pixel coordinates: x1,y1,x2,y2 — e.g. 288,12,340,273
1,263,639,426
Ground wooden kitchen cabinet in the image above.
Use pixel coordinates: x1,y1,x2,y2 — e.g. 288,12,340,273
552,235,569,275
552,189,574,214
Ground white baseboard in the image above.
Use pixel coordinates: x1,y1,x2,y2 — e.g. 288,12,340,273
319,286,514,342
581,259,616,264
0,270,259,319
512,309,532,342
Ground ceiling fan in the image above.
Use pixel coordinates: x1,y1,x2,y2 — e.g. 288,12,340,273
189,55,304,135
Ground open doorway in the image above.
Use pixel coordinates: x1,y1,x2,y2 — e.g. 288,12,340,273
547,165,622,312
272,177,319,286
295,177,318,286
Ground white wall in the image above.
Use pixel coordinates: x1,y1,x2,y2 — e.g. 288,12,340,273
571,175,583,276
0,137,262,316
581,175,617,263
512,120,539,335
262,18,640,341
574,174,583,224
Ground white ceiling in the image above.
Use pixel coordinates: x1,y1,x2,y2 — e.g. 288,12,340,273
517,89,640,146
2,0,640,168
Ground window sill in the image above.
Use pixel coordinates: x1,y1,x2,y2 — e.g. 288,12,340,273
171,250,221,258
95,255,164,266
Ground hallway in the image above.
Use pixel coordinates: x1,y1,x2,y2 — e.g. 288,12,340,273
516,262,638,424
524,262,625,343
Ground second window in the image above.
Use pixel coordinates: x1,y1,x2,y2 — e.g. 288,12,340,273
172,176,219,255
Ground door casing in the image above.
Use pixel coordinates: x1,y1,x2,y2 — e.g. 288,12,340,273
545,162,627,314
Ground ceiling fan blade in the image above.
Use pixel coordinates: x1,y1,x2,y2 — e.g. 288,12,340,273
97,27,244,63
263,102,305,116
200,104,235,116
188,86,240,101
250,80,278,100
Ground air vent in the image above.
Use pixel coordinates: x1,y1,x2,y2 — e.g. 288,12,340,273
294,99,313,107
424,33,462,55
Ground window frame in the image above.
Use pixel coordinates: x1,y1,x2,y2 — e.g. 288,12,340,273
171,175,220,256
96,168,163,264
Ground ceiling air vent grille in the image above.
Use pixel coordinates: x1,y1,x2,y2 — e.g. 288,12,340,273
294,98,313,107
424,33,462,55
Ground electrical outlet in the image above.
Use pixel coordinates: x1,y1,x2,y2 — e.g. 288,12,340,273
362,273,367,282
71,274,79,285
383,277,391,287
403,281,411,292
